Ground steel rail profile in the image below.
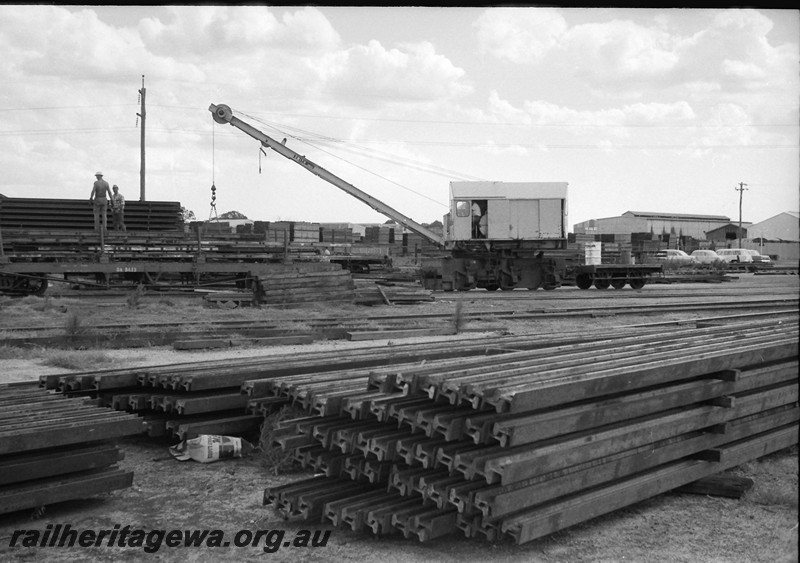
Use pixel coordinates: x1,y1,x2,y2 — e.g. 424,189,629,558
164,413,263,441
366,497,427,535
456,513,503,542
324,489,390,527
368,429,421,462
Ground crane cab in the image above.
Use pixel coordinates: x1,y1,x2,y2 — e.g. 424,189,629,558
446,181,568,244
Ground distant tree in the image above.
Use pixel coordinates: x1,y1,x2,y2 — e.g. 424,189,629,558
219,210,248,220
180,207,196,222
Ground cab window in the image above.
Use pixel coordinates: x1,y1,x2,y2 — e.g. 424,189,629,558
455,200,470,217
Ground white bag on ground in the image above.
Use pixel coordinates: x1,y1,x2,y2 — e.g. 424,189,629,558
169,434,253,463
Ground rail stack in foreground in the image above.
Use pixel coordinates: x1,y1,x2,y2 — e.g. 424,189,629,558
261,319,798,543
0,382,147,515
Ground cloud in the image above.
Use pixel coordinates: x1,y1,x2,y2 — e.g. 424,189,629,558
138,6,339,57
675,10,795,88
486,90,532,124
474,8,567,64
0,5,206,92
474,8,797,99
564,19,679,81
1,6,148,79
313,39,470,107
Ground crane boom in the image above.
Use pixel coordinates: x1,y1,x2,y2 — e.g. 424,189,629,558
209,104,445,247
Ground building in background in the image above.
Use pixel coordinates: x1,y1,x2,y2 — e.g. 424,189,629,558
573,210,797,264
746,212,799,242
705,223,749,246
573,211,737,239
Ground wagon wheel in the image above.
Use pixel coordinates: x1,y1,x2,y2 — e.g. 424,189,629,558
575,273,593,290
594,277,611,290
628,277,646,290
26,275,49,296
0,274,16,294
454,272,475,291
611,279,627,290
499,274,516,291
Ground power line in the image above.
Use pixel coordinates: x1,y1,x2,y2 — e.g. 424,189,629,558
247,115,483,181
0,127,796,152
238,111,450,209
1,103,796,130
0,104,135,112
231,108,799,129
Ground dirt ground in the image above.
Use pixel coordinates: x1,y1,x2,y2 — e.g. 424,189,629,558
0,276,798,562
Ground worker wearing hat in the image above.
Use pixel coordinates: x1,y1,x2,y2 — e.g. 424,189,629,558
90,171,112,232
111,184,126,231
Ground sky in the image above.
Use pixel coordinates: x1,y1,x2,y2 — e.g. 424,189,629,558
0,6,797,231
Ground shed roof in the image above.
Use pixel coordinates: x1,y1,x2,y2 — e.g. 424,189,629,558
623,211,730,221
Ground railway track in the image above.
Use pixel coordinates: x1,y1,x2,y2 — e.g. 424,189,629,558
1,300,796,350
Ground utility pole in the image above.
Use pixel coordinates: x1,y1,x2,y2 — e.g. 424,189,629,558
735,182,747,249
138,75,146,201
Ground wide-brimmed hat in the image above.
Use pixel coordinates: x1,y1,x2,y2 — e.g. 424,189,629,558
95,171,103,176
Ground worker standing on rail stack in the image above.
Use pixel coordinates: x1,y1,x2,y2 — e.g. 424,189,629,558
89,171,112,232
111,184,126,231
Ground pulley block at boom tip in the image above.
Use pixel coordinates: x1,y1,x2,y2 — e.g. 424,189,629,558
210,104,233,124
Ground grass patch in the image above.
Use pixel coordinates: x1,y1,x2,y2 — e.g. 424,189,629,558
41,350,116,370
451,301,465,333
126,285,146,309
255,404,308,476
17,295,56,312
63,310,86,341
0,346,39,360
732,446,799,509
748,486,799,509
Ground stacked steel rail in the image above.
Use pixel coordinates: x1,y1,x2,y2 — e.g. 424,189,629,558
0,196,183,231
0,382,147,515
29,319,798,541
257,319,798,544
38,326,680,442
